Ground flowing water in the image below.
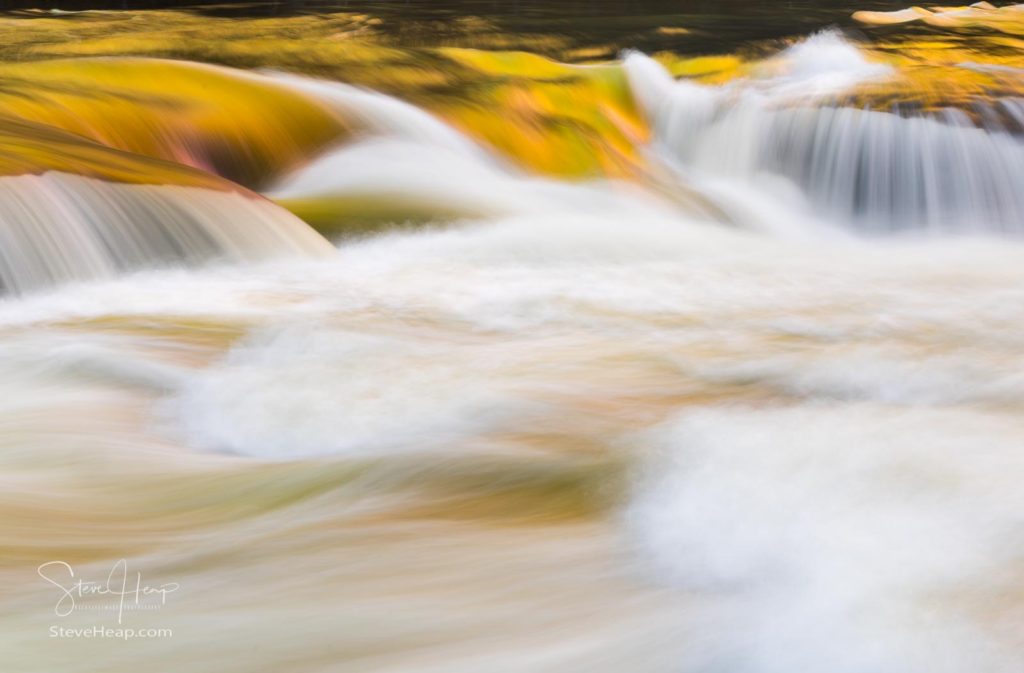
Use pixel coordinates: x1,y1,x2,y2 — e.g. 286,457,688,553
2,4,1024,672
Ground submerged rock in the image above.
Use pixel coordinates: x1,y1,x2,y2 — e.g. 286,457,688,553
0,58,347,189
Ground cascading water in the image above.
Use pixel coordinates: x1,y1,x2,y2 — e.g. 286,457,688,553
0,63,345,295
625,31,1024,234
0,172,331,294
3,13,1024,673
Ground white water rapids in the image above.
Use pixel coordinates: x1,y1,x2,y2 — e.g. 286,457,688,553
3,32,1024,673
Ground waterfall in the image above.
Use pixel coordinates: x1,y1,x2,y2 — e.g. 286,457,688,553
0,107,333,297
624,32,1024,234
0,172,331,295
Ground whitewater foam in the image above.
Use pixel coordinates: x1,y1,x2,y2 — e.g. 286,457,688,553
3,38,1024,673
628,405,1024,673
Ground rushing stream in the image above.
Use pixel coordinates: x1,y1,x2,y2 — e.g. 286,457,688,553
2,4,1024,672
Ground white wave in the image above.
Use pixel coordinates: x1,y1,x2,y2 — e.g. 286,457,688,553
167,327,545,459
764,30,894,98
265,70,487,157
627,405,1024,672
268,137,677,223
627,30,892,110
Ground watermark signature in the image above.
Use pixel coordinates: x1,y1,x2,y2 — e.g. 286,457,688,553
49,625,173,640
37,559,179,625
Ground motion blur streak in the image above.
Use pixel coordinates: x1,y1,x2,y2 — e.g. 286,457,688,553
0,7,1023,673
